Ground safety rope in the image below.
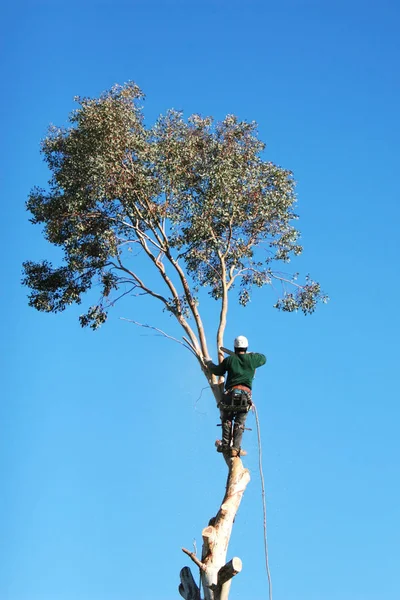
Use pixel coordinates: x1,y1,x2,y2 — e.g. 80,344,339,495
253,404,273,600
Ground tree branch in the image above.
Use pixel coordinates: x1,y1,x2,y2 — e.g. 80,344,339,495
112,257,170,306
182,548,207,572
120,318,199,359
164,247,210,358
221,216,234,260
114,167,209,359
103,286,136,308
216,251,228,365
217,558,242,586
122,232,202,353
269,271,304,289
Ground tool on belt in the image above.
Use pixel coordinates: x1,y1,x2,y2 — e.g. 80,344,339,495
219,384,252,412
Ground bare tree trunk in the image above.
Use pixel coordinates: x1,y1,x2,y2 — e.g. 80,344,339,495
180,456,250,600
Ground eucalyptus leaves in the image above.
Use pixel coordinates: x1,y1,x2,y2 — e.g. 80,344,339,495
23,82,327,335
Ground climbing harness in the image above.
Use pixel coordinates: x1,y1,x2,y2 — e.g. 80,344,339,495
219,385,252,412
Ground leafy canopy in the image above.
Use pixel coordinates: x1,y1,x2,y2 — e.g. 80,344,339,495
23,82,327,335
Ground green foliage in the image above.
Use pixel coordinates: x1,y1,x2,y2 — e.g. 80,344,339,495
273,276,327,315
23,82,327,328
79,305,108,330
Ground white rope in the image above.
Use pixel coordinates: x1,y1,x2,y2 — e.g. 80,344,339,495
253,404,273,600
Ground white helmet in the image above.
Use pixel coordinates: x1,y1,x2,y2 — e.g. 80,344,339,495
234,335,248,349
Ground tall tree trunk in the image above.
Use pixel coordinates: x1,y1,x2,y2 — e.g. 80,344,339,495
180,456,250,600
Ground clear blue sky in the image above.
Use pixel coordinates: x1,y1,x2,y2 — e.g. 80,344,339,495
1,1,399,599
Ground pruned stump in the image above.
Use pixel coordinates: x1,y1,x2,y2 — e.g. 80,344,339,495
181,456,250,600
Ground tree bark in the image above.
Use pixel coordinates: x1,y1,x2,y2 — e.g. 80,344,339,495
181,456,250,600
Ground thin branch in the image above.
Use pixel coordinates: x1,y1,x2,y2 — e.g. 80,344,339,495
133,198,210,357
221,215,234,260
182,335,200,356
111,218,137,230
138,228,164,251
103,286,136,308
193,385,211,415
200,255,223,280
120,318,199,359
152,239,210,358
182,548,207,572
164,248,209,357
120,163,168,252
226,266,303,294
114,256,171,306
269,272,305,290
113,215,164,252
116,239,141,247
108,169,205,356
216,250,228,364
226,270,239,291
133,230,202,354
112,206,204,358
113,179,207,356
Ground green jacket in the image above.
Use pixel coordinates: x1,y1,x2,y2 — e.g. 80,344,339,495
208,352,266,390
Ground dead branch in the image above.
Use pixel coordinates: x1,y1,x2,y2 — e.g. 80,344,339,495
119,318,199,358
182,547,207,572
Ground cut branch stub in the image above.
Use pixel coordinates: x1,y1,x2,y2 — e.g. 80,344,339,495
202,525,217,558
217,557,242,586
217,558,243,600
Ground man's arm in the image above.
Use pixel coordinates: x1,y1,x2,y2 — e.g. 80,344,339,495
250,353,267,368
205,357,227,376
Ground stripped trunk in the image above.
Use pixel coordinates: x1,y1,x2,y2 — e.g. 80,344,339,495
180,456,250,600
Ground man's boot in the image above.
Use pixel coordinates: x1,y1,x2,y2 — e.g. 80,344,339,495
215,440,229,453
216,418,232,454
232,422,245,449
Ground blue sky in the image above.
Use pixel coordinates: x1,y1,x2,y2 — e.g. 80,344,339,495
1,1,399,599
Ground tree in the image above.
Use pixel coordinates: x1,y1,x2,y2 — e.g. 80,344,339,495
23,82,327,599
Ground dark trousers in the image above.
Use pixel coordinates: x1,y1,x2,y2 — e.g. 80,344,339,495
220,409,248,450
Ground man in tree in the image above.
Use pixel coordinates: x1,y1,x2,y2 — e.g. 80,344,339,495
206,336,266,457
